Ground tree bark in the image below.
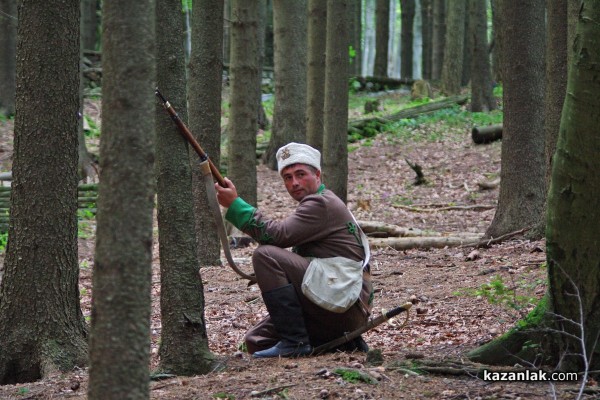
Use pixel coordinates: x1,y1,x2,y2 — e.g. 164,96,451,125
263,0,308,170
87,1,156,398
470,0,600,375
400,0,415,79
228,0,261,206
188,0,224,265
431,0,446,81
544,0,568,186
485,0,546,239
441,0,466,95
323,0,349,203
374,0,389,78
0,0,16,116
545,0,600,372
155,0,215,375
0,0,86,385
469,0,496,112
306,0,327,152
420,0,433,80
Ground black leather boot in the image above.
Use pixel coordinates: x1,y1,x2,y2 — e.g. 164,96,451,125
253,284,313,358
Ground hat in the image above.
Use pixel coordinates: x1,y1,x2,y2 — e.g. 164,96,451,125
276,142,321,174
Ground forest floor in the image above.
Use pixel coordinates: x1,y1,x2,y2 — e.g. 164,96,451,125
0,93,597,399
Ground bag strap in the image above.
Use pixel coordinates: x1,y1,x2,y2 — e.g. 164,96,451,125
349,211,370,268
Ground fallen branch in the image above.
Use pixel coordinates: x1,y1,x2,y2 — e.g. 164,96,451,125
465,228,529,249
369,236,481,250
250,384,297,397
393,204,496,212
357,220,436,238
477,177,500,190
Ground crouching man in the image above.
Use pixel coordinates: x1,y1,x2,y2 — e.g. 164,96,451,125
215,143,373,358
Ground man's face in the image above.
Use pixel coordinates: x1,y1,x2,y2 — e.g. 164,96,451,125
281,164,321,202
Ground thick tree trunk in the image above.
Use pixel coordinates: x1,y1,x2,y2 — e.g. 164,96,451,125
188,0,224,265
431,0,446,81
421,0,433,80
545,1,600,372
87,0,156,398
374,0,389,78
228,0,261,206
469,0,496,112
470,1,600,376
0,0,87,384
400,0,415,79
263,0,307,170
0,0,17,116
544,0,568,185
155,0,215,375
485,0,546,240
323,0,349,202
441,0,466,95
306,0,327,152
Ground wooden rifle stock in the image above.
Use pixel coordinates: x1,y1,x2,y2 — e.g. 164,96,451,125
155,88,226,187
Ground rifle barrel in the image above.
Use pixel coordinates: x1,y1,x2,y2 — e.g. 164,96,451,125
155,88,226,187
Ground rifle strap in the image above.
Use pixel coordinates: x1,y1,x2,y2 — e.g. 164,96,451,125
200,160,257,283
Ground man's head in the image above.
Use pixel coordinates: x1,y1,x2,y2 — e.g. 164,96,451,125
276,143,322,201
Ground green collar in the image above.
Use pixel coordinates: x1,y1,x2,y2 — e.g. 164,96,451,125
317,184,325,194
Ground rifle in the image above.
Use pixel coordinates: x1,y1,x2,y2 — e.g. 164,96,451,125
155,88,256,283
312,302,411,355
155,88,226,188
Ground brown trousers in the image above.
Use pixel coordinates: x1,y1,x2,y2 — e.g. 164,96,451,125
245,245,371,354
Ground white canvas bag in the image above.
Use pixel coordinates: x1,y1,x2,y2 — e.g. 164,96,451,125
301,215,370,313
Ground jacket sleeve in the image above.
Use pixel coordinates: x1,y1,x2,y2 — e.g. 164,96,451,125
225,194,329,247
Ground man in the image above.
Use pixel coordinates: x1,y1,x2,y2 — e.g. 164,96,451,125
215,142,373,358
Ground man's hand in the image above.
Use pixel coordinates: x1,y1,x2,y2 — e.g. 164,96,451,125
215,177,238,208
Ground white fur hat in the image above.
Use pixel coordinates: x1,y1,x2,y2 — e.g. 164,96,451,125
276,142,321,174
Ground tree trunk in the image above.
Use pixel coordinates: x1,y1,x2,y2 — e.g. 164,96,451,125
81,0,98,51
87,1,155,398
545,0,600,372
188,0,224,265
0,0,86,385
228,0,261,206
431,0,446,81
0,0,16,116
469,0,496,112
155,0,215,375
400,0,416,79
306,0,327,152
374,0,389,77
471,124,502,144
348,0,362,76
263,0,307,170
440,0,466,95
420,0,433,80
490,0,503,84
363,0,376,76
470,3,600,374
323,0,349,203
544,0,568,186
485,0,546,239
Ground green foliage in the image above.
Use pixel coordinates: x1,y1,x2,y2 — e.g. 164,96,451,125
212,393,235,400
181,0,192,12
348,45,356,64
334,368,378,384
0,231,7,254
84,116,100,139
454,274,542,314
77,208,96,239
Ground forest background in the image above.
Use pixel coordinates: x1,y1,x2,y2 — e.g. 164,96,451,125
0,0,599,399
